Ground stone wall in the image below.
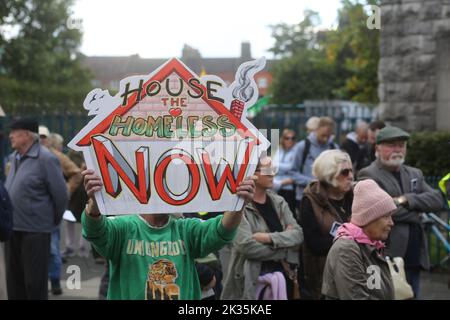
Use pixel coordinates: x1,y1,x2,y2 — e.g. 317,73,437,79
436,36,450,130
379,0,450,131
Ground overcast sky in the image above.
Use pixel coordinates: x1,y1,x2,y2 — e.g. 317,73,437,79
72,0,343,59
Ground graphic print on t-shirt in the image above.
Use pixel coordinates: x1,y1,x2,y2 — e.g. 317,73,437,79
145,259,180,300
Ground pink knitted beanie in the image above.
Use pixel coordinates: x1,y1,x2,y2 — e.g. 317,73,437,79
351,179,397,227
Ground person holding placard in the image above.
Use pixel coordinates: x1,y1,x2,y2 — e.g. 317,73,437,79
82,169,255,300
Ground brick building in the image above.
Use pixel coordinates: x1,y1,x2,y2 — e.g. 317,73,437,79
81,42,274,97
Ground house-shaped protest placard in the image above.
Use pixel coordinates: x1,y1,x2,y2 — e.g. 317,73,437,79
68,58,270,215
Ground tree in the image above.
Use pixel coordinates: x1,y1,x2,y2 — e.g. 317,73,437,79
269,10,323,58
269,49,340,104
268,1,381,104
326,0,380,103
268,10,346,104
0,0,92,113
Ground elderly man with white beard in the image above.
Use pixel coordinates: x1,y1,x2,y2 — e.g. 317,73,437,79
358,126,443,299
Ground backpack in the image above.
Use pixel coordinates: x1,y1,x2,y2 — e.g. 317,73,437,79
0,183,13,242
300,138,336,173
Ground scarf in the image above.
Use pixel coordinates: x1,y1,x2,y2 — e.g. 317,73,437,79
335,222,385,250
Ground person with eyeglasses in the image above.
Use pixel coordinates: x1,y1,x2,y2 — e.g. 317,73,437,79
222,156,303,300
298,150,354,299
272,129,298,215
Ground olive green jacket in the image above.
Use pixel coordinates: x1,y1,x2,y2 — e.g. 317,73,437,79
322,238,395,300
221,191,303,300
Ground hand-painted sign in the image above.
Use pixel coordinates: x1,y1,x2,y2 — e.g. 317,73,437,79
68,58,269,215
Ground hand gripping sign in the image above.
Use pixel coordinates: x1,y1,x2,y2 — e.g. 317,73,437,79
68,58,270,215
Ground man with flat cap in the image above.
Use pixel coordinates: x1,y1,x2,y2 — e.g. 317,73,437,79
4,118,68,300
358,126,443,298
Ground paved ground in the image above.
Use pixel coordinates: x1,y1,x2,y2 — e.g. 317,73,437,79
49,221,450,300
50,254,104,300
50,253,450,300
418,269,450,300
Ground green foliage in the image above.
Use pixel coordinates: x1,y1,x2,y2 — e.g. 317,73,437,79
269,10,345,103
0,77,91,113
269,50,342,103
326,0,380,103
406,131,450,178
0,0,92,113
269,1,380,104
269,10,323,57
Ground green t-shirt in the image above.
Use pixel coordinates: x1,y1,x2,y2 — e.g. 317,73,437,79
82,213,236,300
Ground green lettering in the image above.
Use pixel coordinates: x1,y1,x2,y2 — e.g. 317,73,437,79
163,116,174,138
109,115,133,136
217,115,236,137
145,116,164,138
132,117,147,135
175,116,188,138
187,116,201,138
201,115,218,137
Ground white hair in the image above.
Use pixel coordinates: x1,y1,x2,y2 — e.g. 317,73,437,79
356,120,369,132
49,133,64,150
375,150,405,168
31,132,40,142
312,150,352,187
306,116,320,132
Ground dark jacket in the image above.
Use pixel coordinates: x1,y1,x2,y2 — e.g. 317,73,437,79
341,133,371,172
322,238,395,300
358,159,444,269
292,132,337,200
341,136,360,165
67,150,87,222
299,181,353,299
5,142,68,233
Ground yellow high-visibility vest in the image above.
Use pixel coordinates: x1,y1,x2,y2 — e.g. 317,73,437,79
439,173,450,207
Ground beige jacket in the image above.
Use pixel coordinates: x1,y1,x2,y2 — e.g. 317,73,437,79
51,148,82,197
221,191,303,300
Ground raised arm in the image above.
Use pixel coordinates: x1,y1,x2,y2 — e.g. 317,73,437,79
221,176,256,231
81,169,126,261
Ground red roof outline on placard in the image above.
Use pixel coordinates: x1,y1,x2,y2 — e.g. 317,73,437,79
75,58,260,147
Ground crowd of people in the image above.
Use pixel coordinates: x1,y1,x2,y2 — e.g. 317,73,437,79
0,116,446,300
0,118,87,299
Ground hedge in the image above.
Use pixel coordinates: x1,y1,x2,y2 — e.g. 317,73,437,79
406,131,450,178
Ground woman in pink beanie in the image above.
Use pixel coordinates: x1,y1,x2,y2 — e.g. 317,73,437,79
321,179,396,300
